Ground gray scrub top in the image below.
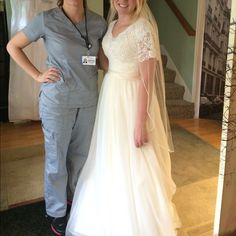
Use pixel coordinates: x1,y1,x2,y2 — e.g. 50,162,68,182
22,8,107,108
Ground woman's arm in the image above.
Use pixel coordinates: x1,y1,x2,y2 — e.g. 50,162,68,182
134,58,156,148
97,47,108,72
7,32,60,83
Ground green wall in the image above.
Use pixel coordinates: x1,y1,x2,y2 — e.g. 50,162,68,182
4,0,11,33
0,1,4,12
87,0,103,16
87,0,104,89
150,0,198,91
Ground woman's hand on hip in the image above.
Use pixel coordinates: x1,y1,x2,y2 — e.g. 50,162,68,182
36,68,61,83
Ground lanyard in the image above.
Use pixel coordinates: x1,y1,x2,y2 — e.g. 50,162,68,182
61,8,92,50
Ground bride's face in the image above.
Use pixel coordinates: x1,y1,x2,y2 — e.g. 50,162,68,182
113,0,137,16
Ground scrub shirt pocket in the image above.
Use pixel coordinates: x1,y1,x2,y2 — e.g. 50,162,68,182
58,60,81,90
82,63,98,78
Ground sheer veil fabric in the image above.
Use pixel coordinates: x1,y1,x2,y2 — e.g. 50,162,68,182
66,2,181,236
108,2,174,153
7,0,56,122
136,3,174,153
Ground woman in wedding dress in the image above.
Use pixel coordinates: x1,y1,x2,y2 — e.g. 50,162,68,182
66,0,181,235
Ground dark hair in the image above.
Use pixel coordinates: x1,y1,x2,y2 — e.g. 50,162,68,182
57,0,87,9
57,0,63,8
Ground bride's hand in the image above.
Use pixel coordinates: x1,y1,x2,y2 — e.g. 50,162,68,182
134,123,148,148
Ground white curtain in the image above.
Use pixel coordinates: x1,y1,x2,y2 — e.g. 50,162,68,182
7,0,56,122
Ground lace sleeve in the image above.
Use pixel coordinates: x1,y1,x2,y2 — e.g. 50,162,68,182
136,19,157,62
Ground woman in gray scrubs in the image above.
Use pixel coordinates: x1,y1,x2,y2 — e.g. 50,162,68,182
7,0,107,235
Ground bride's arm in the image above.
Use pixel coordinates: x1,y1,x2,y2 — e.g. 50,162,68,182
97,47,108,72
134,58,156,148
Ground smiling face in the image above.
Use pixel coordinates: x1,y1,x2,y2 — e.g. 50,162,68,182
64,0,83,7
113,0,137,17
110,0,146,20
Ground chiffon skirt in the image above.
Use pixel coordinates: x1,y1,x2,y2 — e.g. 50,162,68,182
66,71,180,236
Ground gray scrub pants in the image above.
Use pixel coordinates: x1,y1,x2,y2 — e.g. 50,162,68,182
39,101,96,218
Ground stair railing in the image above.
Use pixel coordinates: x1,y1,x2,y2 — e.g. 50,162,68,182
164,0,196,36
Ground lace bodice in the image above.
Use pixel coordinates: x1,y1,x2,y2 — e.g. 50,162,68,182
102,18,158,77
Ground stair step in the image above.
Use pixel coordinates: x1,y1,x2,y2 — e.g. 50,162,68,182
161,53,194,118
161,55,167,68
166,99,194,119
165,83,185,100
164,68,176,83
166,99,194,106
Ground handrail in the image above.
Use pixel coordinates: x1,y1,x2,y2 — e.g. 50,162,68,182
164,0,196,36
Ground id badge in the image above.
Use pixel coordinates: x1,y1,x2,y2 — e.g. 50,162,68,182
81,56,96,66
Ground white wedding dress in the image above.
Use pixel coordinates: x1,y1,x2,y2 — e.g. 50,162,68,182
66,18,180,236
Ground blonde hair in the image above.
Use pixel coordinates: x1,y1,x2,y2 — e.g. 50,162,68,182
108,0,146,23
107,0,173,151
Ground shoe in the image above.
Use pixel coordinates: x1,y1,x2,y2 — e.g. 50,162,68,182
45,213,54,224
67,200,72,206
51,216,67,236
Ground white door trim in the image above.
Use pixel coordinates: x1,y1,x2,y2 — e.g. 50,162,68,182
192,0,206,118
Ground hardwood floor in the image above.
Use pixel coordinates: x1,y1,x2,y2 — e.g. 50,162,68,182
0,118,222,150
1,121,44,210
0,118,222,211
0,118,222,235
0,121,43,150
173,118,222,149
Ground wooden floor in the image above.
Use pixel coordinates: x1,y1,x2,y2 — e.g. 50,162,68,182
0,118,222,209
0,118,222,151
0,118,223,235
1,121,44,150
173,118,222,149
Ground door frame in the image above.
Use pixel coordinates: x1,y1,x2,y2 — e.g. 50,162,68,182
192,0,206,118
191,0,236,234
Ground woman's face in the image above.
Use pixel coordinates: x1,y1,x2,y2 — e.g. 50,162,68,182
63,0,83,7
113,0,137,16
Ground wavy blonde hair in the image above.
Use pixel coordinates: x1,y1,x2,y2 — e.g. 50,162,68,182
107,0,174,152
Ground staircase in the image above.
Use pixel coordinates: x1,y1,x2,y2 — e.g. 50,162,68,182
162,55,194,119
